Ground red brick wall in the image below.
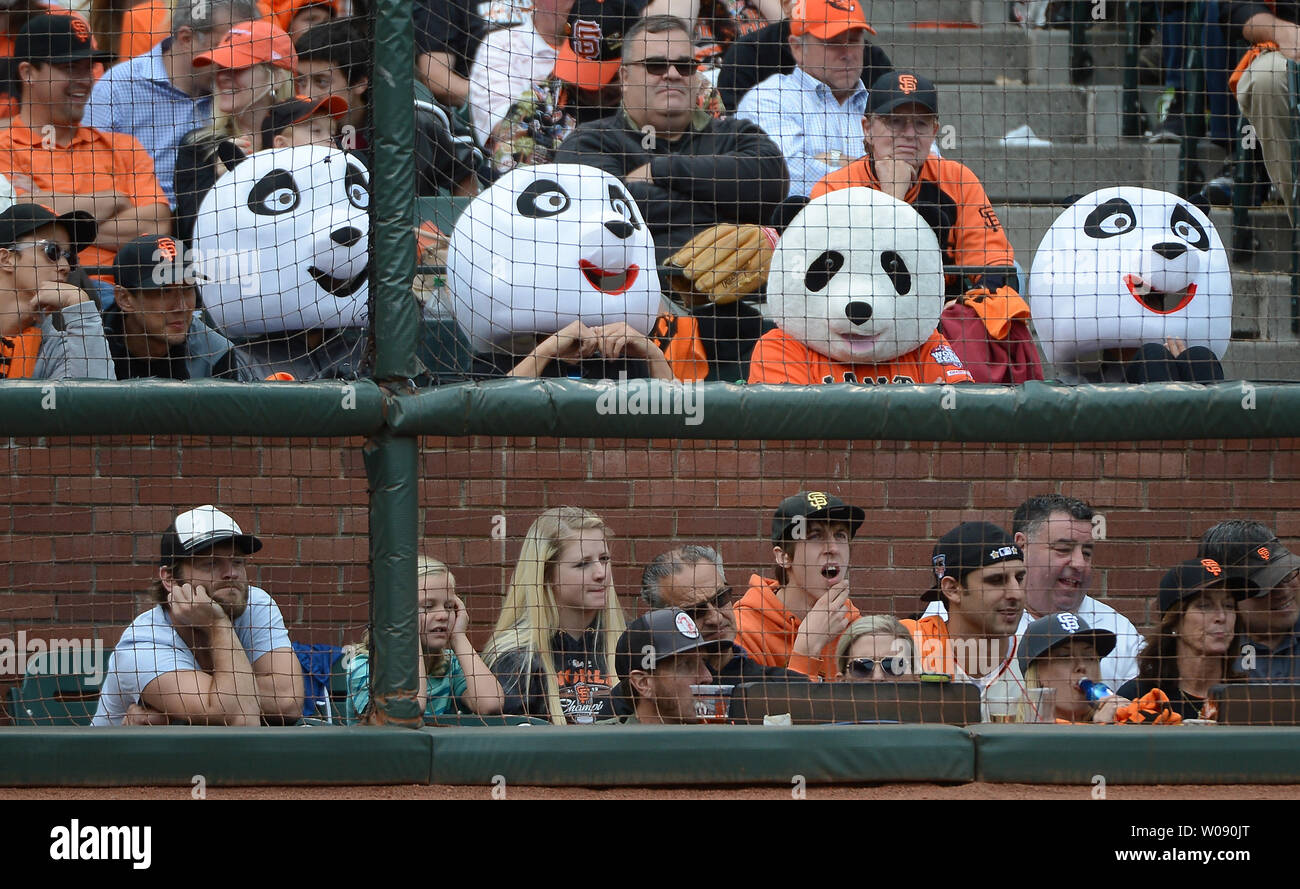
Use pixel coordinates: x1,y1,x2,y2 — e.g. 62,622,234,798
3,434,1297,716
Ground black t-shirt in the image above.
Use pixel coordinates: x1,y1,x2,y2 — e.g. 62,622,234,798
414,0,487,79
491,627,616,723
715,19,894,114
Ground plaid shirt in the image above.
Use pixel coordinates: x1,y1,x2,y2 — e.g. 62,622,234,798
82,41,211,207
734,65,868,198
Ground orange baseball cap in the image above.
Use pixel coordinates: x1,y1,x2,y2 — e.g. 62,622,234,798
194,19,298,72
790,0,876,39
553,0,640,90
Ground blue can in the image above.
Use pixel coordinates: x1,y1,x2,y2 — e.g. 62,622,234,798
1077,678,1113,702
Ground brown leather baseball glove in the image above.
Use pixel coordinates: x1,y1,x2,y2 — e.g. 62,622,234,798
665,223,779,307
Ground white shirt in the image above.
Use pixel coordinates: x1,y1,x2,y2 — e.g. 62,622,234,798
922,594,1146,689
467,18,560,148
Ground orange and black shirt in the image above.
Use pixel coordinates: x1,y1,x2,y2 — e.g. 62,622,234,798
491,626,615,724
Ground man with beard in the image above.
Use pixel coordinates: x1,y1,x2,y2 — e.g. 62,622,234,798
92,506,302,726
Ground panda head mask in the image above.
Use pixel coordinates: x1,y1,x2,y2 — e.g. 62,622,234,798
447,163,660,353
195,145,370,337
1026,186,1231,365
767,187,944,365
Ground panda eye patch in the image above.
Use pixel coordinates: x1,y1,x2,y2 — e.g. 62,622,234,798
607,183,641,230
1170,204,1208,250
804,250,844,292
247,168,300,216
517,179,571,218
344,164,369,210
1082,197,1137,239
880,250,911,295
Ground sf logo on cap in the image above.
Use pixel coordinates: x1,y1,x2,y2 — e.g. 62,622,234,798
1056,613,1080,633
155,237,179,262
898,74,918,94
932,552,946,580
1201,558,1222,576
806,491,829,510
70,17,92,43
571,19,602,58
1258,547,1272,561
826,0,857,11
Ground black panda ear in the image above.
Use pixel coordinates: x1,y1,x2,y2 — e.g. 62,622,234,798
769,195,811,233
1059,193,1085,207
1186,192,1211,214
216,138,248,173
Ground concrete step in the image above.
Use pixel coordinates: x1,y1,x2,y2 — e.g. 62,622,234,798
1222,338,1300,381
938,83,1122,144
1227,272,1298,344
861,0,978,27
958,141,1177,203
873,25,1031,84
1026,27,1138,87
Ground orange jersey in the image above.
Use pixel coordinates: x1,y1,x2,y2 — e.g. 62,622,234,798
732,574,861,679
811,155,1015,276
649,313,709,382
0,118,168,270
747,328,973,385
0,327,42,379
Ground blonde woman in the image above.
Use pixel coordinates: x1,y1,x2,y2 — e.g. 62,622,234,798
485,507,627,724
835,615,914,680
347,556,504,720
173,19,297,243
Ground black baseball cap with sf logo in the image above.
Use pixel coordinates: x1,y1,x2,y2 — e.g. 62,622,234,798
13,13,111,65
868,70,939,116
771,490,865,543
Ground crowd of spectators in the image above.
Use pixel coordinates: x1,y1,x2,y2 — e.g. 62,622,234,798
89,493,1300,726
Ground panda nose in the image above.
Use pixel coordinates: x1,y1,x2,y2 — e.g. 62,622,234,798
845,301,873,326
331,227,364,248
604,220,634,240
1152,241,1186,260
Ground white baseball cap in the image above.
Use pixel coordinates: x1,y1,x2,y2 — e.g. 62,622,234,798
160,505,262,566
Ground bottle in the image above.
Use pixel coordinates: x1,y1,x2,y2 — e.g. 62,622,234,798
1077,678,1113,702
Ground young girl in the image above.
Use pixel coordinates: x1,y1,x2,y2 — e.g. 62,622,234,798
347,556,504,720
173,19,296,244
485,506,627,724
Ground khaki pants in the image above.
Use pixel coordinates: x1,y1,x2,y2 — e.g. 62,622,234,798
1236,49,1298,222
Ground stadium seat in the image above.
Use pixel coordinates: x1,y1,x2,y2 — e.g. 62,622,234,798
416,194,472,238
423,714,552,727
727,680,983,726
5,651,102,726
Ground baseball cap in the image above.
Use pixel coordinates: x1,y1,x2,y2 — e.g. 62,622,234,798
867,70,939,116
194,19,297,73
770,490,866,543
1224,538,1300,597
1017,611,1117,674
12,13,109,65
160,505,263,566
260,93,348,150
790,0,876,40
276,0,340,31
553,0,640,90
611,608,729,705
924,521,1023,602
0,203,97,256
1158,559,1249,613
114,235,190,292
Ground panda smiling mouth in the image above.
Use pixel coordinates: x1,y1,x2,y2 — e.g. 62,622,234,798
309,266,368,297
1124,274,1197,314
579,260,639,294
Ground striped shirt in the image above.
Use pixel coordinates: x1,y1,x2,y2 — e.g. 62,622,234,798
734,65,868,198
82,41,212,207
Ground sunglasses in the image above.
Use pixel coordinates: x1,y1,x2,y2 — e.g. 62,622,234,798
8,240,74,263
684,585,734,622
845,656,909,679
628,57,697,78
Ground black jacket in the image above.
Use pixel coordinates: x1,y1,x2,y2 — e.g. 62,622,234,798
554,110,789,265
715,19,894,115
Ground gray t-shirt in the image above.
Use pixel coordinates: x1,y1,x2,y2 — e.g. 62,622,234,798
91,586,290,726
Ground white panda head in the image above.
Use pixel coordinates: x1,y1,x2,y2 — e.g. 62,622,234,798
194,145,370,337
767,187,944,365
446,163,660,353
1026,186,1231,366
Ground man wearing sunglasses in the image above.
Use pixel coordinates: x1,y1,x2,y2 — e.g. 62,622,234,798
641,544,808,685
554,13,788,271
104,234,252,380
0,202,114,380
1200,519,1300,680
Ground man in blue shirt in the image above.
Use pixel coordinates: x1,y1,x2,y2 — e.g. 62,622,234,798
734,0,874,197
82,0,259,207
1200,519,1300,680
92,505,303,726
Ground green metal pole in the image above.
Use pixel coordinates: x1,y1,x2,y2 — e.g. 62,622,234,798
364,431,422,726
